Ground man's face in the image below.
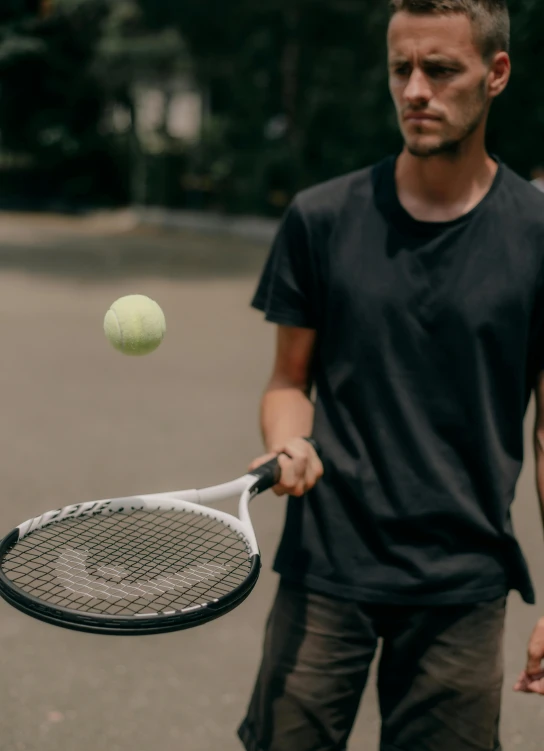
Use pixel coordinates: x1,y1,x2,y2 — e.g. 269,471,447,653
387,11,504,157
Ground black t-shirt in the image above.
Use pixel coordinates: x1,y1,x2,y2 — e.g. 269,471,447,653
251,154,544,605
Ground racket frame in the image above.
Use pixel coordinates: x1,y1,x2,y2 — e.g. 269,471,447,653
0,439,319,635
0,473,266,635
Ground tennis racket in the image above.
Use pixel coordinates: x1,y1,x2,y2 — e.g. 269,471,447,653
0,438,319,636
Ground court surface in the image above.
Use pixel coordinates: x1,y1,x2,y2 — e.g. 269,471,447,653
0,212,542,750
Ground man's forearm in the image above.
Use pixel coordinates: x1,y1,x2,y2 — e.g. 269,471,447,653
535,430,544,528
260,386,314,453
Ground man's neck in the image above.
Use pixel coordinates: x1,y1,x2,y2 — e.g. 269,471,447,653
395,142,498,223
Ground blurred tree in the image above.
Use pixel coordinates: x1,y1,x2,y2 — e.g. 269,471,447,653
0,0,117,206
0,1,41,25
488,0,544,177
0,0,189,208
93,1,189,205
137,0,399,213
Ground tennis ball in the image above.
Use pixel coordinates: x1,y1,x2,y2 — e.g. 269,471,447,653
104,294,166,356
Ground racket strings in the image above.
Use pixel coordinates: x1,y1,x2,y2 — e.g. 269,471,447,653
1,510,252,617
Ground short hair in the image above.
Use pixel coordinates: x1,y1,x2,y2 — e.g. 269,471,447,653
388,0,510,60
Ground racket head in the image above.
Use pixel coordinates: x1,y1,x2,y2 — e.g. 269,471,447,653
0,491,261,636
0,438,320,635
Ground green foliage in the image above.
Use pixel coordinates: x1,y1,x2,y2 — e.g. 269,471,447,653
488,0,544,174
0,0,190,208
0,0,118,206
95,1,187,96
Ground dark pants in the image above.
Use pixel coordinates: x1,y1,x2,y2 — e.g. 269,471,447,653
238,580,506,751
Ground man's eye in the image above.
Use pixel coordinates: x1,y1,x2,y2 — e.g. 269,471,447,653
426,66,455,77
394,65,411,76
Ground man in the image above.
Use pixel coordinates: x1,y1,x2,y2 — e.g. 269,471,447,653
238,1,544,750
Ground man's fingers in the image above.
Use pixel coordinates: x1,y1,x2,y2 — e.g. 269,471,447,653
308,451,324,483
525,618,544,676
271,451,313,497
526,678,544,695
302,456,321,495
516,679,544,695
248,452,277,471
525,650,544,681
513,669,544,693
526,654,544,677
248,437,324,497
276,452,305,494
513,671,531,692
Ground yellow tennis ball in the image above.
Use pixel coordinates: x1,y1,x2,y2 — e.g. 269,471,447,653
104,294,166,356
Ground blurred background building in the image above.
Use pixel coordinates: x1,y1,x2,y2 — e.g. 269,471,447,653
1,0,543,217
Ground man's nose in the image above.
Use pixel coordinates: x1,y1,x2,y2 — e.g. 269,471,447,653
404,68,432,106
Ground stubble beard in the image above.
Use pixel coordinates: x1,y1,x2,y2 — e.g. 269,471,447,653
403,80,489,159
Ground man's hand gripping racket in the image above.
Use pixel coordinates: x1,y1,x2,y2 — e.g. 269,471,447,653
0,438,321,636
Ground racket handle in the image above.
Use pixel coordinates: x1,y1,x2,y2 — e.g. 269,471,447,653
250,456,282,492
249,437,322,493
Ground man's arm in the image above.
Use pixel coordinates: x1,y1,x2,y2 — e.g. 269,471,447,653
249,324,323,497
514,372,544,695
534,372,544,527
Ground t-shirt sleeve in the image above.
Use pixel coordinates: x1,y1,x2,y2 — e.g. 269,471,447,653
251,199,319,329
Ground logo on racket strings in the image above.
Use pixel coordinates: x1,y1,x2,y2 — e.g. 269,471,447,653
54,548,230,600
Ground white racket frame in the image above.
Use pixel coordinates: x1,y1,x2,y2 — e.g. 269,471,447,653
0,443,320,635
16,473,261,556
